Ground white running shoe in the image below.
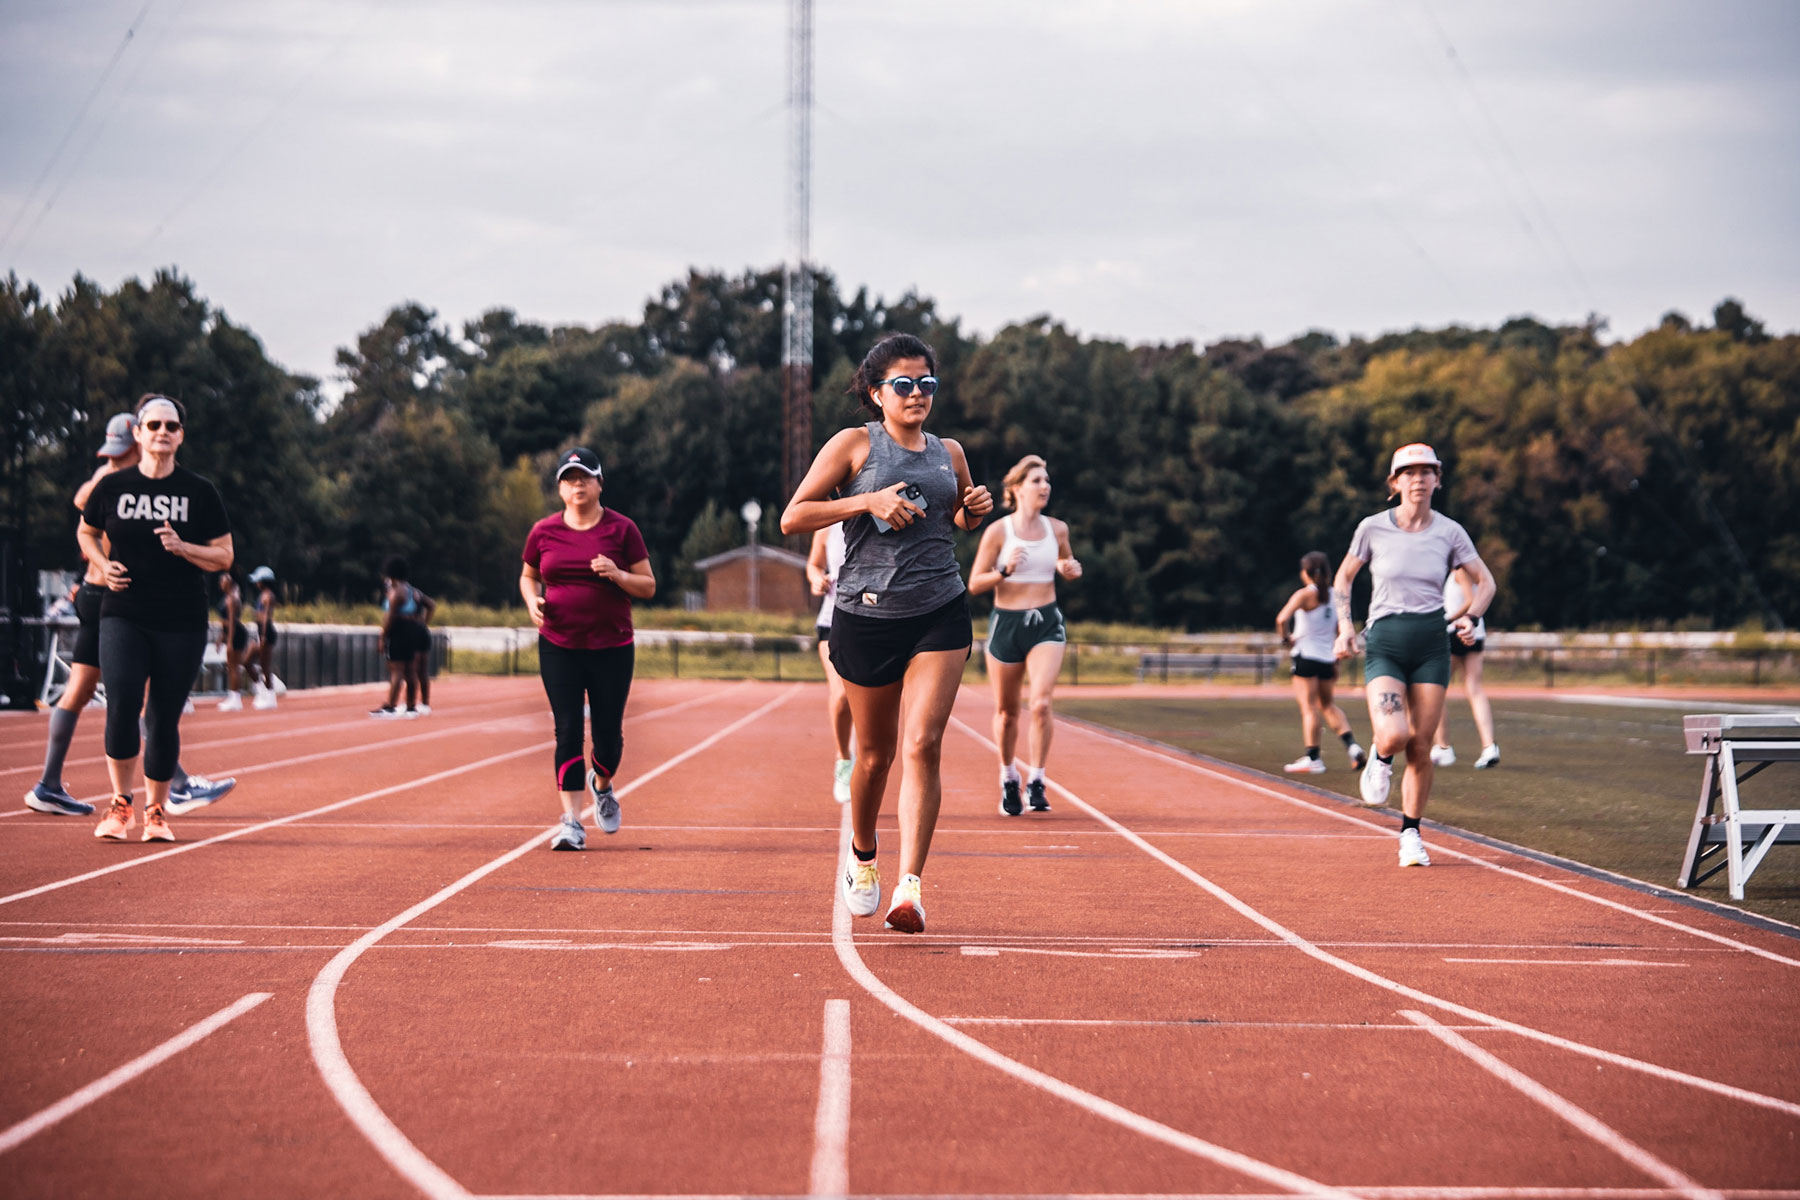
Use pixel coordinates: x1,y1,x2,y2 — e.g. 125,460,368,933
549,816,585,851
884,874,926,933
1474,743,1500,769
1347,741,1368,770
1398,827,1431,867
182,698,195,714
1359,756,1393,807
252,687,277,710
589,769,620,834
415,704,431,717
1283,755,1326,774
270,674,287,694
1429,744,1455,767
841,855,881,917
832,758,853,804
217,692,243,711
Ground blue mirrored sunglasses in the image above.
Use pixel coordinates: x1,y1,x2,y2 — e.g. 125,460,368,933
875,375,939,398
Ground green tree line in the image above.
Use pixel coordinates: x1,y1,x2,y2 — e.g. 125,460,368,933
3,267,1795,630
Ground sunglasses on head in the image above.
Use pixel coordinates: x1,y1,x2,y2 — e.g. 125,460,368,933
875,375,939,398
142,419,182,433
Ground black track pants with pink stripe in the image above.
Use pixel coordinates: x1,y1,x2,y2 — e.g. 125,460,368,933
537,637,634,791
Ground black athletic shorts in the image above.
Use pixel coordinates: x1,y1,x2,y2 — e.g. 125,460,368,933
828,593,972,688
71,583,106,668
260,622,279,650
385,619,429,662
1290,654,1337,681
815,624,831,643
1448,634,1485,658
230,622,249,652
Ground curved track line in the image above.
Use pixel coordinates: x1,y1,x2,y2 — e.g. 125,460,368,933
1062,717,1800,967
0,686,740,908
1398,1012,1722,1200
947,716,1800,1118
306,690,794,1200
828,808,1361,1200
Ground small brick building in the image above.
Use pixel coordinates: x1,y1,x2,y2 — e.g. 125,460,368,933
692,544,813,615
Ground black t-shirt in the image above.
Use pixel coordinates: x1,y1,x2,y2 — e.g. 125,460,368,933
82,466,231,632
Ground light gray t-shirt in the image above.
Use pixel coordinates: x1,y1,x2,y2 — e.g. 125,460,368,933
1346,510,1480,626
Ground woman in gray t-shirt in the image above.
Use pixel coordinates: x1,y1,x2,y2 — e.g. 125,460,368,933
781,333,994,935
1330,443,1496,868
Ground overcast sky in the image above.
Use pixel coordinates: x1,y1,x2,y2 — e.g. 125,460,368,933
3,0,1797,384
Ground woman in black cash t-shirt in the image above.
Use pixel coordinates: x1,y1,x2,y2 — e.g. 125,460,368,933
78,395,234,843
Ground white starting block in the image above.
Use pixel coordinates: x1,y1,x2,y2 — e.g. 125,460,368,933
1678,712,1800,900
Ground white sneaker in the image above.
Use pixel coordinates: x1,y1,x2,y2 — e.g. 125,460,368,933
884,873,925,933
1347,741,1368,769
182,698,195,714
415,704,431,717
217,692,243,712
1282,755,1326,774
1474,743,1500,769
252,689,278,710
832,758,853,804
269,674,287,694
1359,756,1393,807
1429,744,1455,767
1398,827,1431,867
841,855,881,917
589,769,620,834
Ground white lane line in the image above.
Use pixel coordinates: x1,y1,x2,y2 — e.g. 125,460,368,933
808,998,851,1199
305,690,795,1200
1060,717,1800,968
0,687,739,908
958,944,1201,960
1444,958,1687,968
942,1017,1495,1031
0,992,271,1155
1399,1010,1725,1200
948,716,1800,1119
828,807,1361,1200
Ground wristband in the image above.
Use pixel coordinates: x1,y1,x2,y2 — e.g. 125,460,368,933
998,564,1011,578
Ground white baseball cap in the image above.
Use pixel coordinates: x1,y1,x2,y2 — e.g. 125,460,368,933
98,412,136,457
1387,443,1442,477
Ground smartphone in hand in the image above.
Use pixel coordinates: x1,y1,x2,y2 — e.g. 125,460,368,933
873,483,928,533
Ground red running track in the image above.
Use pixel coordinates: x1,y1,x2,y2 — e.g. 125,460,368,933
1,676,1796,1199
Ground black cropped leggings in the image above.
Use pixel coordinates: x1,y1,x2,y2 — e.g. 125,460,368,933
538,637,634,792
99,617,207,783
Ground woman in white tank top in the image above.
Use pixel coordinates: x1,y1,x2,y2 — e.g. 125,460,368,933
1275,552,1365,775
807,522,854,801
1430,567,1499,769
969,455,1082,815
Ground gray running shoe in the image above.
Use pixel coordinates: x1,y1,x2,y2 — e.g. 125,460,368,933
25,783,95,817
165,775,236,816
589,769,621,834
549,816,586,851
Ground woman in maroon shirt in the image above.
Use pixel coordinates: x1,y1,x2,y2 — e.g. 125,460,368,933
520,448,656,851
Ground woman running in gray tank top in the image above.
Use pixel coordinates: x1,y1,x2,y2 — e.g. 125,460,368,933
781,333,994,934
1331,443,1496,868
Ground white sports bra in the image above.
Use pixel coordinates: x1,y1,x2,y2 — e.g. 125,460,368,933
999,514,1058,584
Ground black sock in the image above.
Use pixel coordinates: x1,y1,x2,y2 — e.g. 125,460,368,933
1377,752,1394,765
1340,731,1356,748
852,843,876,863
1401,815,1421,832
1305,746,1320,761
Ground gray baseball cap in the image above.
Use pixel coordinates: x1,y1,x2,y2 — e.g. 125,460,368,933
98,412,136,457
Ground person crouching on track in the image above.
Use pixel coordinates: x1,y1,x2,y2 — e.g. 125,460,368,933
79,395,234,843
372,557,437,718
520,447,655,852
1331,444,1495,867
969,454,1081,816
1275,551,1366,774
26,411,235,818
781,333,995,934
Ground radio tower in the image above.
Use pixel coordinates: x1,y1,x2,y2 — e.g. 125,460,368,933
780,0,814,511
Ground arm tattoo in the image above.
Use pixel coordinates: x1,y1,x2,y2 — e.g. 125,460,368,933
1378,691,1404,715
1331,585,1352,622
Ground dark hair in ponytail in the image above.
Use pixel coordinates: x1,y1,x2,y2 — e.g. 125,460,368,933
845,333,937,416
1301,551,1330,602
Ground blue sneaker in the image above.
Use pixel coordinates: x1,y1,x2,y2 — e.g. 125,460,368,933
165,775,236,816
25,783,95,817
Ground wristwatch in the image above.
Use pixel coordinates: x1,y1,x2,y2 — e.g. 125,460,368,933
998,564,1012,578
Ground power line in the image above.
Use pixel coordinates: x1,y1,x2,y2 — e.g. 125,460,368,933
0,1,156,258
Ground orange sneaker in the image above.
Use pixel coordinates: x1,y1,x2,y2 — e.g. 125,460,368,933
141,803,174,843
94,796,133,841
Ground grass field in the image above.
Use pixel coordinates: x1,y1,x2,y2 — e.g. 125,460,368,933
1059,692,1800,927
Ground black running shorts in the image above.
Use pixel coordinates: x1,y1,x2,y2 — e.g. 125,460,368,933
828,593,972,688
1290,654,1337,681
70,583,105,668
1448,633,1485,658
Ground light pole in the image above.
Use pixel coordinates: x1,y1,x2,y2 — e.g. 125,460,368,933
741,499,763,612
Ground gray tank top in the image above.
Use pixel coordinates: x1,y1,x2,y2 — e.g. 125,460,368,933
835,423,967,619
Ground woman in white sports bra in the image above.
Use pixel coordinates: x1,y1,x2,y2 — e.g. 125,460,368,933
1274,551,1366,775
807,521,855,802
969,455,1082,815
